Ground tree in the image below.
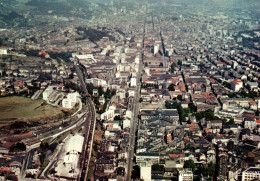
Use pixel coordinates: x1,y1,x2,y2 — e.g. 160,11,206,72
223,118,235,125
193,109,219,121
188,103,197,113
159,62,163,67
98,86,104,96
132,165,140,179
40,142,49,151
114,115,123,120
10,121,28,129
229,118,235,125
49,168,57,175
93,97,100,106
139,98,143,102
184,160,196,172
165,101,179,109
178,60,182,66
200,162,215,176
168,84,175,91
145,62,148,67
152,164,164,171
177,95,182,101
104,88,112,99
170,63,177,73
10,142,26,152
207,162,215,176
223,81,231,89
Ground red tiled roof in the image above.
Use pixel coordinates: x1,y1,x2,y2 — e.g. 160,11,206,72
169,154,178,158
210,78,215,83
181,85,186,91
232,80,242,85
205,130,212,134
187,124,199,127
0,167,10,172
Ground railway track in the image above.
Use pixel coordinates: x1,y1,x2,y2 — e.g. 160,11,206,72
74,63,96,181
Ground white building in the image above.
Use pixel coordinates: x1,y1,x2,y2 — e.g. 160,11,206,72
62,99,74,109
140,163,151,181
242,167,260,181
43,86,54,101
75,54,97,63
101,104,116,120
128,89,135,97
178,168,193,181
123,119,131,129
67,92,79,103
124,110,132,119
244,119,256,130
86,78,107,88
130,77,137,87
0,48,8,55
55,134,84,179
154,44,160,55
247,82,258,92
62,92,79,109
231,79,243,92
101,109,115,121
103,121,121,130
135,57,140,64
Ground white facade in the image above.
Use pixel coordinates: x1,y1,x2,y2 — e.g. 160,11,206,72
128,89,135,97
101,109,115,121
242,167,260,181
103,121,121,130
75,54,97,63
64,134,84,164
154,44,160,55
86,78,107,88
124,110,132,119
135,57,140,64
130,77,137,87
140,165,151,181
144,67,150,76
231,79,243,92
43,86,54,101
62,92,79,109
62,99,74,109
67,92,80,103
0,48,8,55
244,119,256,130
178,169,193,181
123,119,131,129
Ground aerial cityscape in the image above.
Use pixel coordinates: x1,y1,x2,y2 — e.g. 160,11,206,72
0,0,260,181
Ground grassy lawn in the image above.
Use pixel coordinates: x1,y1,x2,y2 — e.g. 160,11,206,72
0,96,62,121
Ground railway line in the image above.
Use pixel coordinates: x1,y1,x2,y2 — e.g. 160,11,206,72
74,62,97,181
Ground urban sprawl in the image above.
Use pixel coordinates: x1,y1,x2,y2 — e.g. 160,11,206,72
0,1,260,181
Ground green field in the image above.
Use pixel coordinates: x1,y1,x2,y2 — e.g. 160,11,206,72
0,96,62,122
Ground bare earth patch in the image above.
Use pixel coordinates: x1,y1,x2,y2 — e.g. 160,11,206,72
0,96,63,121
